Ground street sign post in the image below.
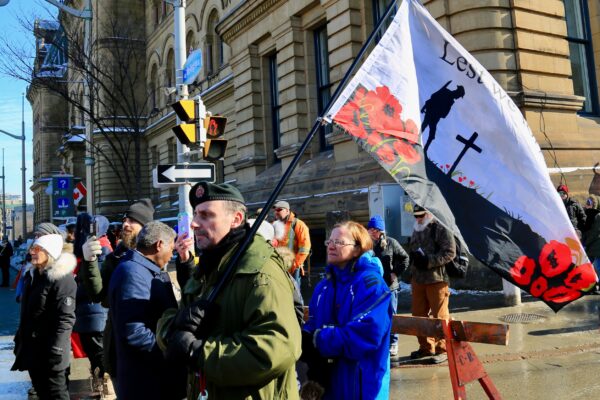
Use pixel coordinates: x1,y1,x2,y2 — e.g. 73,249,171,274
155,163,215,185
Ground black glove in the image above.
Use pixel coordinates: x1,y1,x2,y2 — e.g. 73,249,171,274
165,330,203,366
175,300,208,333
410,251,428,270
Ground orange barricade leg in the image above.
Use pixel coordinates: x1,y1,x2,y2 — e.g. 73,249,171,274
442,320,502,400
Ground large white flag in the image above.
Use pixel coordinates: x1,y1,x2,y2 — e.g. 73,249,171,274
325,0,596,311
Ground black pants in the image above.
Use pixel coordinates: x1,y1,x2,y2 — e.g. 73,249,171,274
1,263,9,286
29,367,69,400
79,331,104,376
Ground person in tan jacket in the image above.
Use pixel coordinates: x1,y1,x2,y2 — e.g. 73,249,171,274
407,205,455,364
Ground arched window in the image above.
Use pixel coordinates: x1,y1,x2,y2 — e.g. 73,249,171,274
206,10,220,75
150,64,158,110
186,31,195,54
165,49,175,104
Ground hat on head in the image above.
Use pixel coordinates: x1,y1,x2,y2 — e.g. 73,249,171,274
35,222,61,236
189,182,245,209
367,215,385,231
273,200,290,210
413,205,427,217
124,198,155,225
34,234,63,260
557,184,569,194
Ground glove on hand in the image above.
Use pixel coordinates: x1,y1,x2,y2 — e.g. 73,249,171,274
410,251,429,270
165,330,203,366
82,237,103,262
175,300,207,333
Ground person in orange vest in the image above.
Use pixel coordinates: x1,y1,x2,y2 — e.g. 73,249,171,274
272,200,311,287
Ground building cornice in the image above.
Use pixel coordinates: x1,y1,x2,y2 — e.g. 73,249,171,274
219,0,285,43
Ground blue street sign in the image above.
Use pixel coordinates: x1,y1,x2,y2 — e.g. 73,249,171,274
183,49,203,85
52,175,75,219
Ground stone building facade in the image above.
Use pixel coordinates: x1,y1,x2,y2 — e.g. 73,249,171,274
28,20,69,226
31,1,600,272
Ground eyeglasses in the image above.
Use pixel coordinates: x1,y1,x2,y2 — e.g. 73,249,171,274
274,208,286,212
325,240,357,248
414,214,426,219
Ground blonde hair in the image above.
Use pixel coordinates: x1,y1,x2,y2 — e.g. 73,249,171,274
333,220,373,254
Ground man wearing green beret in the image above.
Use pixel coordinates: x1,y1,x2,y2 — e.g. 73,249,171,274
158,182,301,399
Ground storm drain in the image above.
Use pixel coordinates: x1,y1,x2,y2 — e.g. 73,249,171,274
499,313,547,324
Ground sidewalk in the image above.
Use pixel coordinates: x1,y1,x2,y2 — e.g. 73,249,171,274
390,292,600,399
393,291,600,363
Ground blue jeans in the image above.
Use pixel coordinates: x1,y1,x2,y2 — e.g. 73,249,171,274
293,268,301,289
390,288,398,346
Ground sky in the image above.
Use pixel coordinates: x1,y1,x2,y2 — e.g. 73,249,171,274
0,1,56,201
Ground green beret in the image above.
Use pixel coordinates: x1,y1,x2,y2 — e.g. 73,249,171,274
189,182,245,209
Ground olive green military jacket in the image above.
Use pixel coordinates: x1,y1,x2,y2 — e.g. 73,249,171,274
159,234,301,400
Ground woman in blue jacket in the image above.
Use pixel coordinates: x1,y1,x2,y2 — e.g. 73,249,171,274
303,220,393,399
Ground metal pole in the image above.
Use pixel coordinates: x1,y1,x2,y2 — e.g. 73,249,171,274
174,1,193,219
1,148,5,240
21,93,26,237
84,0,94,214
502,279,521,306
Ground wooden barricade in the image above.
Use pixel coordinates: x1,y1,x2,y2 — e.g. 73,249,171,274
393,315,509,400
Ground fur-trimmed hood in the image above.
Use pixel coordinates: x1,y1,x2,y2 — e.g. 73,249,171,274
27,252,77,282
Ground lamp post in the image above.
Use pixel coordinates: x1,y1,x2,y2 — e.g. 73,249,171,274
0,0,29,240
0,123,26,240
1,148,4,240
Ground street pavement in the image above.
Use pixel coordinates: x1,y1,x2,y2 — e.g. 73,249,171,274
391,290,600,399
2,265,600,399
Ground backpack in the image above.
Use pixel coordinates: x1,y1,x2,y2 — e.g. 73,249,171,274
430,223,469,279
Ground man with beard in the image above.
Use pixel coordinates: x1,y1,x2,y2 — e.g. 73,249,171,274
157,182,301,400
79,198,155,384
407,205,455,364
271,200,311,287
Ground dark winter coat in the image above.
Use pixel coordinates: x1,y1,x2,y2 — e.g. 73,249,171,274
12,253,77,373
303,251,392,400
408,219,456,284
583,199,600,258
0,241,13,266
78,241,128,377
373,234,409,288
563,197,586,233
73,236,111,334
109,250,186,400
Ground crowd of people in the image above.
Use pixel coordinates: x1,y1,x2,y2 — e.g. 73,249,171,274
7,180,600,399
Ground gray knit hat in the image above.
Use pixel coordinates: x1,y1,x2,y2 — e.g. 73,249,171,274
124,198,155,226
34,222,61,236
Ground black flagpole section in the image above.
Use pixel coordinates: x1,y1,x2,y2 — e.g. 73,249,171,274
202,0,400,310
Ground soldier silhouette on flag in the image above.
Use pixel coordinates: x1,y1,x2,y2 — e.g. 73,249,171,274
421,81,465,154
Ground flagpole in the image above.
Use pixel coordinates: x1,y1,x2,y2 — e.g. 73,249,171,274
199,1,400,312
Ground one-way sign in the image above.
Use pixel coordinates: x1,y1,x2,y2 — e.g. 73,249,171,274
156,163,215,184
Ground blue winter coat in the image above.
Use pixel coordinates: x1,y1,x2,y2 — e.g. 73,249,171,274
108,250,186,400
304,251,392,400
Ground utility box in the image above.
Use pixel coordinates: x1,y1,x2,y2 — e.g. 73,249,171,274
368,183,414,243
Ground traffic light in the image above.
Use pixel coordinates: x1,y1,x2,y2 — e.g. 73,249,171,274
171,98,206,147
203,115,228,161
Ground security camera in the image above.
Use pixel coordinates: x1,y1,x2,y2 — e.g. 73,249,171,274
163,87,176,96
